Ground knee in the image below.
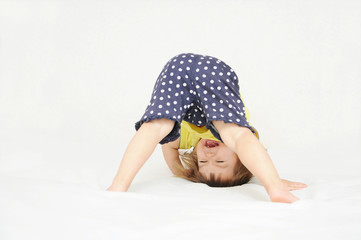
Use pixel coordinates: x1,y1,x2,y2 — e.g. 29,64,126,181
143,118,175,137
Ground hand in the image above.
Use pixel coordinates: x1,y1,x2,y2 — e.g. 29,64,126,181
281,179,308,191
264,179,308,203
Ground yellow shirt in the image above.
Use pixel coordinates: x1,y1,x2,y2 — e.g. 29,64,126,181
179,95,259,149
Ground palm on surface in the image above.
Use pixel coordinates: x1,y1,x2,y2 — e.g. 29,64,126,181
281,179,308,191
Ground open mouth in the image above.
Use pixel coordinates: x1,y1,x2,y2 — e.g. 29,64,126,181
205,140,219,148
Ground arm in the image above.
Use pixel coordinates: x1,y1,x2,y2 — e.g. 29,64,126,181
212,120,301,203
106,118,175,192
161,138,182,175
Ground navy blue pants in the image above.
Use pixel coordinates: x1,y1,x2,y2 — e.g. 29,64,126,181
135,53,257,144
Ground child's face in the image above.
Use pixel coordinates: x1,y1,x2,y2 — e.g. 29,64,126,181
195,139,239,181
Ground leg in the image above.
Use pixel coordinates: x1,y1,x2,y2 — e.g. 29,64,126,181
107,118,175,192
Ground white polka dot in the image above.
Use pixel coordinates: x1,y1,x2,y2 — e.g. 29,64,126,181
183,83,187,87
160,97,164,100
204,97,208,101
226,79,230,82
213,116,216,119
198,121,202,124
167,102,170,106
212,94,216,98
144,116,147,119
205,105,208,109
196,85,200,89
162,82,166,85
234,76,237,79
198,62,202,65
202,82,206,86
176,84,180,88
185,75,189,78
173,101,177,105
210,80,214,84
241,112,244,116
181,91,184,94
204,66,208,70
201,114,204,117
172,65,175,69
188,59,192,63
173,59,177,62
212,72,216,75
217,86,221,90
180,61,184,64
206,61,210,64
203,90,207,94
213,109,216,112
202,74,206,78
161,89,165,93
186,67,190,70
196,68,200,72
228,113,232,116
167,95,171,98
177,76,181,80
227,72,231,76
158,113,161,116
150,110,154,114
175,93,179,96
178,68,182,72
226,92,229,96
169,80,173,84
236,119,240,122
219,72,223,76
195,77,199,80
220,100,223,103
212,103,216,106
213,66,217,69
224,86,228,90
168,88,172,91
220,108,224,112
210,87,214,90
153,96,157,99
159,105,163,108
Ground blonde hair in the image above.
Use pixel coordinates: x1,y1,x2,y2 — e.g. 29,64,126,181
175,149,253,187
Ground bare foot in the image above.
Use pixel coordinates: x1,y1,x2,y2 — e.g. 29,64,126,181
106,185,126,192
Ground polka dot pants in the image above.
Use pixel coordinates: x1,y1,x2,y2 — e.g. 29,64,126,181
135,53,257,144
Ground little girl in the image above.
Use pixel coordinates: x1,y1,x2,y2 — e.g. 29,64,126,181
106,53,307,203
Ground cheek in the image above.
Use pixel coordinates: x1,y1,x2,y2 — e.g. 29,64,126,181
223,149,238,162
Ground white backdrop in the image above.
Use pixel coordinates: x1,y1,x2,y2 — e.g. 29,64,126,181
1,1,361,240
1,0,360,177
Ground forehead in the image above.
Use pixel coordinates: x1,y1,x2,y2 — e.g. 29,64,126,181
200,165,235,180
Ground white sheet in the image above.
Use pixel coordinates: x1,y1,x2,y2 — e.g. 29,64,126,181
1,139,361,240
